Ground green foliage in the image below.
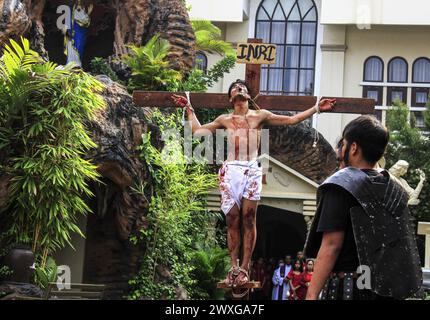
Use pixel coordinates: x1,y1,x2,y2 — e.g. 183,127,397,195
180,55,236,123
190,246,229,300
192,20,234,56
179,55,236,92
34,257,58,289
0,244,12,282
181,55,236,92
121,29,235,125
0,38,104,267
386,100,411,132
425,100,430,130
0,265,12,282
180,68,208,93
204,55,237,88
385,101,430,221
89,57,120,83
128,110,219,300
123,35,182,92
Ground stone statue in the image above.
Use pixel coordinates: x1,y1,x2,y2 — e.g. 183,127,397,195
63,1,94,67
389,160,426,206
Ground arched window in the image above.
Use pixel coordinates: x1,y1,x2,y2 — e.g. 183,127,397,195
195,52,208,73
388,57,408,83
255,0,318,96
412,58,430,109
412,58,430,83
387,57,408,105
362,57,383,114
363,56,383,82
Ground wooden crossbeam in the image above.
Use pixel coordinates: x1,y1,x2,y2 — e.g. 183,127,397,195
132,38,375,115
133,91,375,114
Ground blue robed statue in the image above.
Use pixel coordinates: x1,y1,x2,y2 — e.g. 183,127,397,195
64,0,93,67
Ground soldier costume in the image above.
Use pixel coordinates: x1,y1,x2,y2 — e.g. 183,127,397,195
305,167,422,300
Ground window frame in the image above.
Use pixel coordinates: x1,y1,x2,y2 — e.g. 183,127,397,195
363,86,383,106
412,57,430,84
411,87,429,108
255,0,318,96
387,57,408,84
195,51,208,74
363,56,384,83
387,86,407,106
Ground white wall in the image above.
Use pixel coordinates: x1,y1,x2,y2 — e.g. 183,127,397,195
317,24,359,148
54,214,87,283
343,25,430,104
322,0,430,26
317,24,430,147
187,0,247,22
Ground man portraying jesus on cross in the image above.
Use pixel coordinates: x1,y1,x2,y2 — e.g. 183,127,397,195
172,80,336,289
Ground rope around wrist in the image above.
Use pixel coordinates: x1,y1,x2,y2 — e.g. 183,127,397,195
314,96,322,114
182,91,194,125
313,96,322,148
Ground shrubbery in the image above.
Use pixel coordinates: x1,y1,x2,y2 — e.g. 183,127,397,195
0,38,103,277
385,101,430,222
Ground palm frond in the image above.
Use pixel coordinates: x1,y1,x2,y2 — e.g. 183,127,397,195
0,37,40,78
196,38,234,55
192,20,222,37
191,20,233,56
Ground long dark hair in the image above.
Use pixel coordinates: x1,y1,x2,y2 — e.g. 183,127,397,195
292,259,303,272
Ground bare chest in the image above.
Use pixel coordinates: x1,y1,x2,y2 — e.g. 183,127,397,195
223,115,263,131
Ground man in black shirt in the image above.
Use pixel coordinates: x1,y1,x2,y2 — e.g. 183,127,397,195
304,115,422,300
317,184,360,273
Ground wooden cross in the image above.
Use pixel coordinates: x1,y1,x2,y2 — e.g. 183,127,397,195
133,38,375,115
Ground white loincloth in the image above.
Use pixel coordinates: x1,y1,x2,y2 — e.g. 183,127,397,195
218,160,263,215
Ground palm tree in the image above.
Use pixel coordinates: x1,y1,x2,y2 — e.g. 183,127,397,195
191,20,234,56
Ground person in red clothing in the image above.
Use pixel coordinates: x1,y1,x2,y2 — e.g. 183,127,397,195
287,259,303,300
299,259,314,300
251,258,267,300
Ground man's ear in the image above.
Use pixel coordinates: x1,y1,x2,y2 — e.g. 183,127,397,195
351,142,359,156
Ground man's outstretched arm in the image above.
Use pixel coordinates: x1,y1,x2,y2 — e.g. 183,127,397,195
172,94,223,134
262,98,336,126
306,231,344,300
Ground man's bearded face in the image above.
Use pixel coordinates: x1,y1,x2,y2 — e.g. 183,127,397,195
230,83,250,102
336,138,347,169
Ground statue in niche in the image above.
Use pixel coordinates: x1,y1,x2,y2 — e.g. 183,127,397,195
389,160,426,206
63,0,94,67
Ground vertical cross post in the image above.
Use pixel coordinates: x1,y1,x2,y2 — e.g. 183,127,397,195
245,38,262,98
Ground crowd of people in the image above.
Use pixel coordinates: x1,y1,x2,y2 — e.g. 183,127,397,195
250,251,314,300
